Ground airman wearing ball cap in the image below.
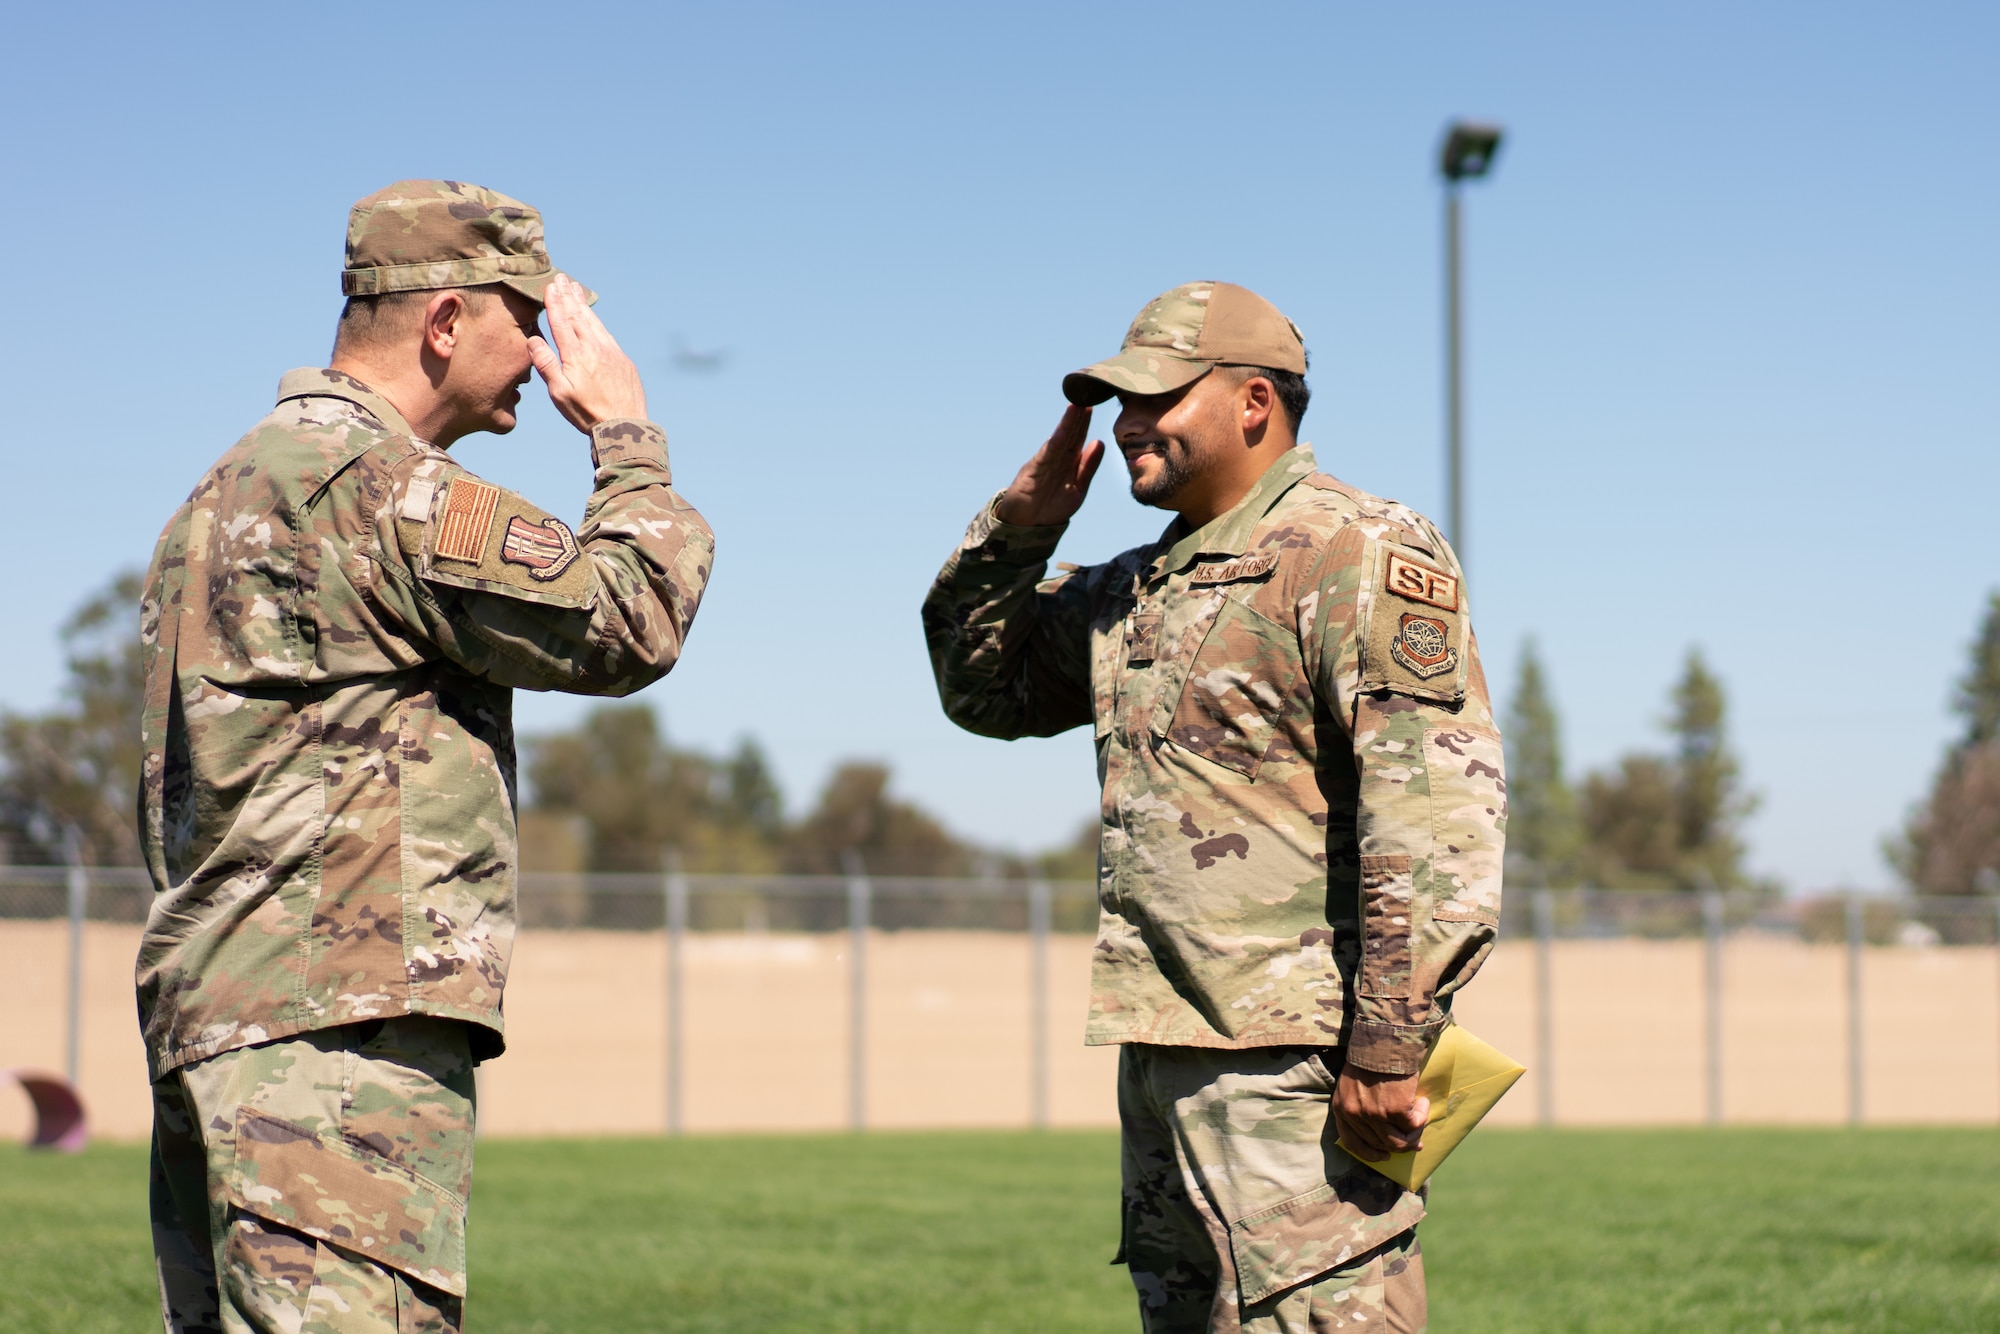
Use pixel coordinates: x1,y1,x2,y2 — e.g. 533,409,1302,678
1059,281,1309,406
140,180,714,1333
925,281,1505,1331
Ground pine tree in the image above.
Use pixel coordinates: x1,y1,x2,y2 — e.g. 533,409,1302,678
1953,593,2000,749
1579,755,1681,889
1669,649,1756,890
1892,592,2000,895
1504,640,1580,886
1577,648,1761,892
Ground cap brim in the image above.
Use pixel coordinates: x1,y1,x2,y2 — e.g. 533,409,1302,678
1061,351,1212,406
501,270,599,307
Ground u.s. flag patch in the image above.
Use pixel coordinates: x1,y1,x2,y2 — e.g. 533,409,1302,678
433,477,501,564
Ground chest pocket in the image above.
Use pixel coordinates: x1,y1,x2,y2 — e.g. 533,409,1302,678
1157,553,1290,778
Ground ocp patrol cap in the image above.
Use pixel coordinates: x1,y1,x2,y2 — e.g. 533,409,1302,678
342,179,596,306
1063,281,1305,406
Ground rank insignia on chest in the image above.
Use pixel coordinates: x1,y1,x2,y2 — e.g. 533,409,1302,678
1126,611,1162,665
1391,612,1458,679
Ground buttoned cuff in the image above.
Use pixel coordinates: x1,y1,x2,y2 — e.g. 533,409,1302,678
590,419,671,475
1345,1015,1450,1077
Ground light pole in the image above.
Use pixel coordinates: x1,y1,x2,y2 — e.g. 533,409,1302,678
1439,120,1504,568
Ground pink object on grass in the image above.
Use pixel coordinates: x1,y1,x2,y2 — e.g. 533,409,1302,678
2,1068,88,1152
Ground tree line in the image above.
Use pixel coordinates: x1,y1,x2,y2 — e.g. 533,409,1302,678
1504,643,1767,892
517,702,1096,880
0,571,1096,881
5,570,2000,900
1508,593,2000,897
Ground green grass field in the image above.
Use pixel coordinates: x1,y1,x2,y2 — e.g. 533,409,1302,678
4,1128,1997,1332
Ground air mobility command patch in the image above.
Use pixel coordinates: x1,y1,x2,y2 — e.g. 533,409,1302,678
499,514,580,581
411,471,593,609
1391,611,1456,679
1361,542,1468,704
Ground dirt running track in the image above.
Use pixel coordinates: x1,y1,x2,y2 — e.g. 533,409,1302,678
4,923,1997,1141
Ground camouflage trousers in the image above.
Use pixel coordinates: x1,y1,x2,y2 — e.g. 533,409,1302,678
149,1017,477,1334
1117,1044,1428,1333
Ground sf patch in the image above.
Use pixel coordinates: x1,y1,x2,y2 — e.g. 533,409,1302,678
1385,551,1457,611
1361,542,1467,703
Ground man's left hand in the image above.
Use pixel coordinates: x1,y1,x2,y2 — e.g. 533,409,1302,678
1333,1067,1429,1162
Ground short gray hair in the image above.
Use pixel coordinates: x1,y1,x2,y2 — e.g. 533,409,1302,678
331,284,501,359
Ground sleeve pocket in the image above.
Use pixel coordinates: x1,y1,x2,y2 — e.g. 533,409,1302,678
1423,727,1505,924
226,1109,467,1297
1358,854,1415,998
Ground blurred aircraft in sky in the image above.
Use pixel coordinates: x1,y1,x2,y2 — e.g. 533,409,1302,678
670,338,729,373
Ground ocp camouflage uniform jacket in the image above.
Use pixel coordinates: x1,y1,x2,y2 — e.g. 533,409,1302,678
136,368,712,1081
923,445,1504,1075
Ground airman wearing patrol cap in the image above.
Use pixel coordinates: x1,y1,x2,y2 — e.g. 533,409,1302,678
139,180,714,1333
925,281,1505,1332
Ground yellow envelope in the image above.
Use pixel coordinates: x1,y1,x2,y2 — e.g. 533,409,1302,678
1340,1024,1526,1190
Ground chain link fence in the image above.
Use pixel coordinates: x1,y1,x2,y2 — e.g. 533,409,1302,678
1503,887,2000,1128
5,868,1999,1134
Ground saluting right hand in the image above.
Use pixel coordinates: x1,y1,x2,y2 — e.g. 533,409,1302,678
995,404,1104,527
530,274,649,434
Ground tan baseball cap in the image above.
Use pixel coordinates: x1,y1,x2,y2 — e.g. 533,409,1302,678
1062,281,1306,406
341,179,596,306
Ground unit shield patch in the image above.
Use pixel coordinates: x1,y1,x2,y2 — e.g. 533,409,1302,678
501,515,580,581
1391,612,1457,679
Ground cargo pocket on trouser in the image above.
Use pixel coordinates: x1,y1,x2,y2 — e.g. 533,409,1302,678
1233,1231,1422,1334
224,1107,467,1330
1227,1173,1425,1328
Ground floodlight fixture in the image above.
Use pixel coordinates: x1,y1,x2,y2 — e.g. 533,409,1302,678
1440,121,1505,183
1438,119,1506,569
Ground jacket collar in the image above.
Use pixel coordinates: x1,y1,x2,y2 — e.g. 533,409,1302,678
1152,443,1318,577
275,368,418,440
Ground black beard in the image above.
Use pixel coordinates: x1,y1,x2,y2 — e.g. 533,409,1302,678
1128,443,1196,507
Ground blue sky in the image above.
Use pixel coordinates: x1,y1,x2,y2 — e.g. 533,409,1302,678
2,2,1993,890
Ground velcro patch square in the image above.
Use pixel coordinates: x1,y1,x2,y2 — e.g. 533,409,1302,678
433,478,500,564
399,478,437,524
1385,552,1458,611
1362,542,1467,704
